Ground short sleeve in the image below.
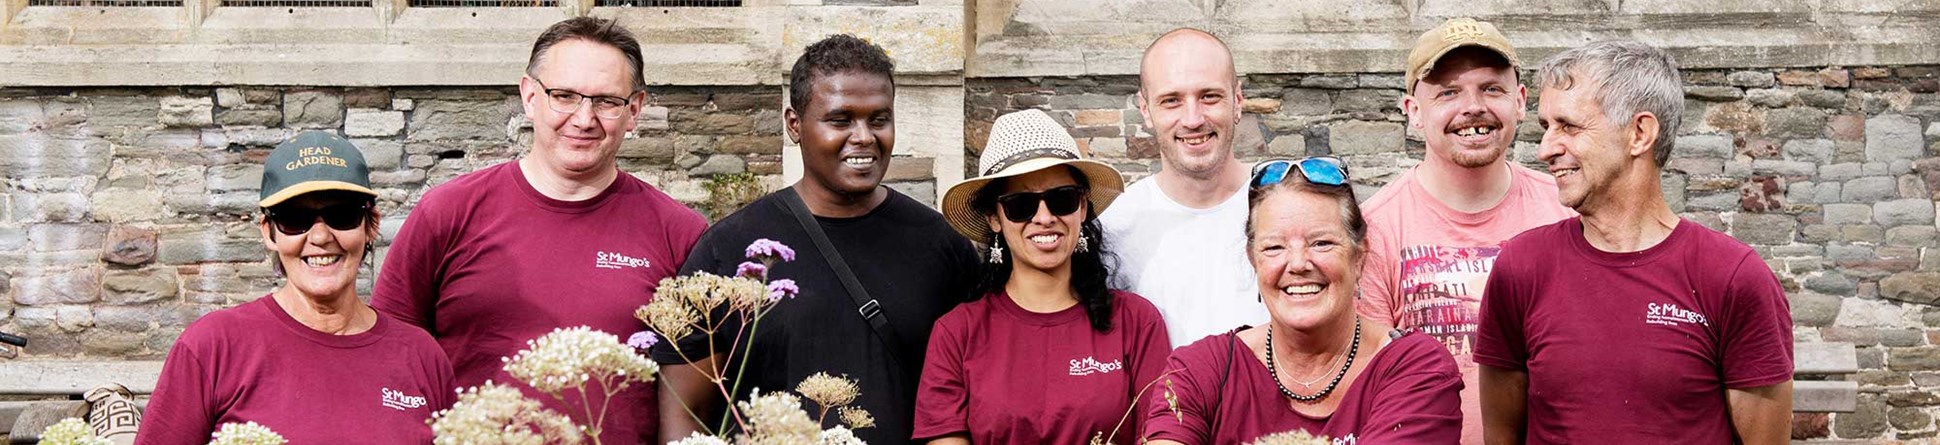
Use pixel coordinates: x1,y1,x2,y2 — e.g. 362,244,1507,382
1719,253,1795,388
1472,240,1529,370
1355,225,1401,326
1357,335,1464,444
134,332,218,445
373,190,458,333
1139,337,1222,444
1122,295,1173,440
911,313,971,440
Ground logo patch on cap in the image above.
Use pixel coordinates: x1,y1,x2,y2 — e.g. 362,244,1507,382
1443,19,1485,42
286,145,351,171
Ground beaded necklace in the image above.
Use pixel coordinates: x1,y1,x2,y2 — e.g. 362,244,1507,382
1263,319,1361,403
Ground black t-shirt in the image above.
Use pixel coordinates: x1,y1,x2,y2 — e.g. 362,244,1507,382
651,187,980,444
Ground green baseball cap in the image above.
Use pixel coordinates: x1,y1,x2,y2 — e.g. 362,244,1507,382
259,131,375,207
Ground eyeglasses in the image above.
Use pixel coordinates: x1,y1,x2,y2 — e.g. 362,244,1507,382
529,75,634,120
995,185,1088,223
265,202,371,236
1251,157,1349,189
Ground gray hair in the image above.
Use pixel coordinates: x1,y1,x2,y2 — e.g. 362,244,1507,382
1534,40,1684,166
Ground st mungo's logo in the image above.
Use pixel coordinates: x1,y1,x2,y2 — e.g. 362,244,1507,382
381,387,427,411
595,251,651,270
1645,302,1710,328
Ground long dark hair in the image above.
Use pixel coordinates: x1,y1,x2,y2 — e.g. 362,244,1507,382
969,166,1116,332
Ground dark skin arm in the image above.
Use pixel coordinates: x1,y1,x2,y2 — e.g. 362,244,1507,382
658,354,723,443
1479,364,1528,445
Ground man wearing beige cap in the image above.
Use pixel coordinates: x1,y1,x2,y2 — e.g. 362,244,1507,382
1354,17,1572,444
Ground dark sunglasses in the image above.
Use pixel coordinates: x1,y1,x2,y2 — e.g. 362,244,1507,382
1251,156,1349,189
994,185,1088,223
265,202,371,236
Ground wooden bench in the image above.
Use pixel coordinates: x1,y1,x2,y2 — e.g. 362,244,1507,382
1793,341,1859,413
0,361,161,443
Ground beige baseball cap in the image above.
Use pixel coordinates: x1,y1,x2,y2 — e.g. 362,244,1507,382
1405,17,1520,95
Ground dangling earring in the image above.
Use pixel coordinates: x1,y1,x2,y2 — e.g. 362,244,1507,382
987,235,1005,264
1074,233,1090,253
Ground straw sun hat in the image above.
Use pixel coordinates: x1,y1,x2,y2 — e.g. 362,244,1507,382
942,109,1126,243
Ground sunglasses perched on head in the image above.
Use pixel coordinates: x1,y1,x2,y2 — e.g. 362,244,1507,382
1251,156,1349,189
994,185,1088,223
265,202,372,236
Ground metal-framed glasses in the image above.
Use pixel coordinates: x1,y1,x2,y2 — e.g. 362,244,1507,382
1250,156,1349,189
529,75,634,119
265,202,371,236
995,185,1088,223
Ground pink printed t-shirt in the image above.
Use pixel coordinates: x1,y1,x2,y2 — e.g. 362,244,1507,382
373,161,707,444
1354,163,1572,444
1474,218,1794,443
913,290,1171,444
137,295,454,444
1140,330,1462,445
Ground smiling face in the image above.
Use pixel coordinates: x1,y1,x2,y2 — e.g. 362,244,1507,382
789,70,896,199
520,38,644,179
1407,48,1527,169
986,167,1088,275
1138,32,1243,180
260,192,378,302
1248,189,1363,332
1536,80,1630,212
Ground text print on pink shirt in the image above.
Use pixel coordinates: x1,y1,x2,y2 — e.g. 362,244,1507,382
381,387,427,411
1644,302,1710,328
594,251,651,270
1068,357,1124,376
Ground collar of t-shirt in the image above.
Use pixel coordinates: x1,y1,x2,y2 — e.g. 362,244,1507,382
509,161,629,214
988,291,1088,327
259,295,392,349
1566,217,1693,268
1147,176,1248,216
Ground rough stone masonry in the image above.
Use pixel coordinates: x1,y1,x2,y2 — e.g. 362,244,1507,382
966,65,1940,442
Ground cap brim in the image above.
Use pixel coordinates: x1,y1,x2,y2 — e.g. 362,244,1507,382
941,158,1124,243
1411,42,1521,94
258,181,378,207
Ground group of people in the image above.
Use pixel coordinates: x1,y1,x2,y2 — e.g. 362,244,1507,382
132,14,1795,445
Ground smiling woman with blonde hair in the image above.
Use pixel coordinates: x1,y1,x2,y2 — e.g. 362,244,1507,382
138,132,452,444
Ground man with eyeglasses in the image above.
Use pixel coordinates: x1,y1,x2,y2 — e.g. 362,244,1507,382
374,17,707,444
1353,18,1572,444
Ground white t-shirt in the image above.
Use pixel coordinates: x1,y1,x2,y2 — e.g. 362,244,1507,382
1099,176,1265,348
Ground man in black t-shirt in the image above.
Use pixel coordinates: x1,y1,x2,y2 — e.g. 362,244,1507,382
652,34,980,445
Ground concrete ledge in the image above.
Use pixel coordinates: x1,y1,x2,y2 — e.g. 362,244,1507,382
1793,380,1859,413
0,361,162,396
1795,342,1859,376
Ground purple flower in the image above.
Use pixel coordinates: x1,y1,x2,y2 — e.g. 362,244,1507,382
736,261,768,279
767,279,800,303
626,331,658,350
745,239,797,263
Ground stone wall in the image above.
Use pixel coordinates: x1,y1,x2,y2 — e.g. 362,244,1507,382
966,65,1940,441
0,84,805,359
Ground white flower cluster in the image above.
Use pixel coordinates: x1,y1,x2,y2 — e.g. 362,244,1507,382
737,390,823,445
794,372,860,411
208,421,287,445
502,326,659,394
430,382,583,445
817,426,865,445
669,432,733,445
37,418,110,445
1247,430,1331,445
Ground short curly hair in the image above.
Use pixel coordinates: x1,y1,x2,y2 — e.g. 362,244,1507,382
788,34,896,113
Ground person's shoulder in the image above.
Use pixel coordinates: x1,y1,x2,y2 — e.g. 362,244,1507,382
1374,332,1457,375
1679,218,1758,255
1100,176,1158,223
176,297,273,348
416,161,515,206
1500,216,1575,249
701,191,790,234
1170,329,1240,364
1112,290,1163,317
1359,166,1421,216
614,173,707,223
934,295,998,330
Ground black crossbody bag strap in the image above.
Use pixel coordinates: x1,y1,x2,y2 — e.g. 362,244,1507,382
780,188,909,369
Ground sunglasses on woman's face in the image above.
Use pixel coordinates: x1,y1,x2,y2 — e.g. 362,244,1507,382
995,185,1088,223
1250,156,1349,189
265,202,371,236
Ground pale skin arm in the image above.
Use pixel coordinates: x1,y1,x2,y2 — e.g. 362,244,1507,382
926,434,971,445
1479,365,1528,445
658,355,723,443
1727,382,1793,445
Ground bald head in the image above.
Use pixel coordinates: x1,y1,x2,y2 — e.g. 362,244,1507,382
1140,28,1237,92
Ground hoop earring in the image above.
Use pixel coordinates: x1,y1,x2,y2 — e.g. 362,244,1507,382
987,235,1005,264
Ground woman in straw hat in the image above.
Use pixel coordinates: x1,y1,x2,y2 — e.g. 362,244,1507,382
913,109,1172,444
138,131,452,444
1138,157,1462,444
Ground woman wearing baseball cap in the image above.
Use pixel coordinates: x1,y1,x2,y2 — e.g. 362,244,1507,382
138,131,452,444
912,109,1172,444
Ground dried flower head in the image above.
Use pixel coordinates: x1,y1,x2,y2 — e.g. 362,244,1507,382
627,331,659,351
745,239,797,263
737,390,821,445
638,295,701,341
430,382,583,445
837,406,876,430
767,279,800,303
502,326,659,394
1164,378,1181,422
1247,430,1330,445
818,426,866,445
38,418,110,445
209,421,288,445
795,372,860,409
736,261,768,279
668,432,732,445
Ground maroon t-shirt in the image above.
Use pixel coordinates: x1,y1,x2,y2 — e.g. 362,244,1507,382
373,161,706,444
1473,218,1794,444
137,296,453,444
1140,329,1462,444
913,290,1171,444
